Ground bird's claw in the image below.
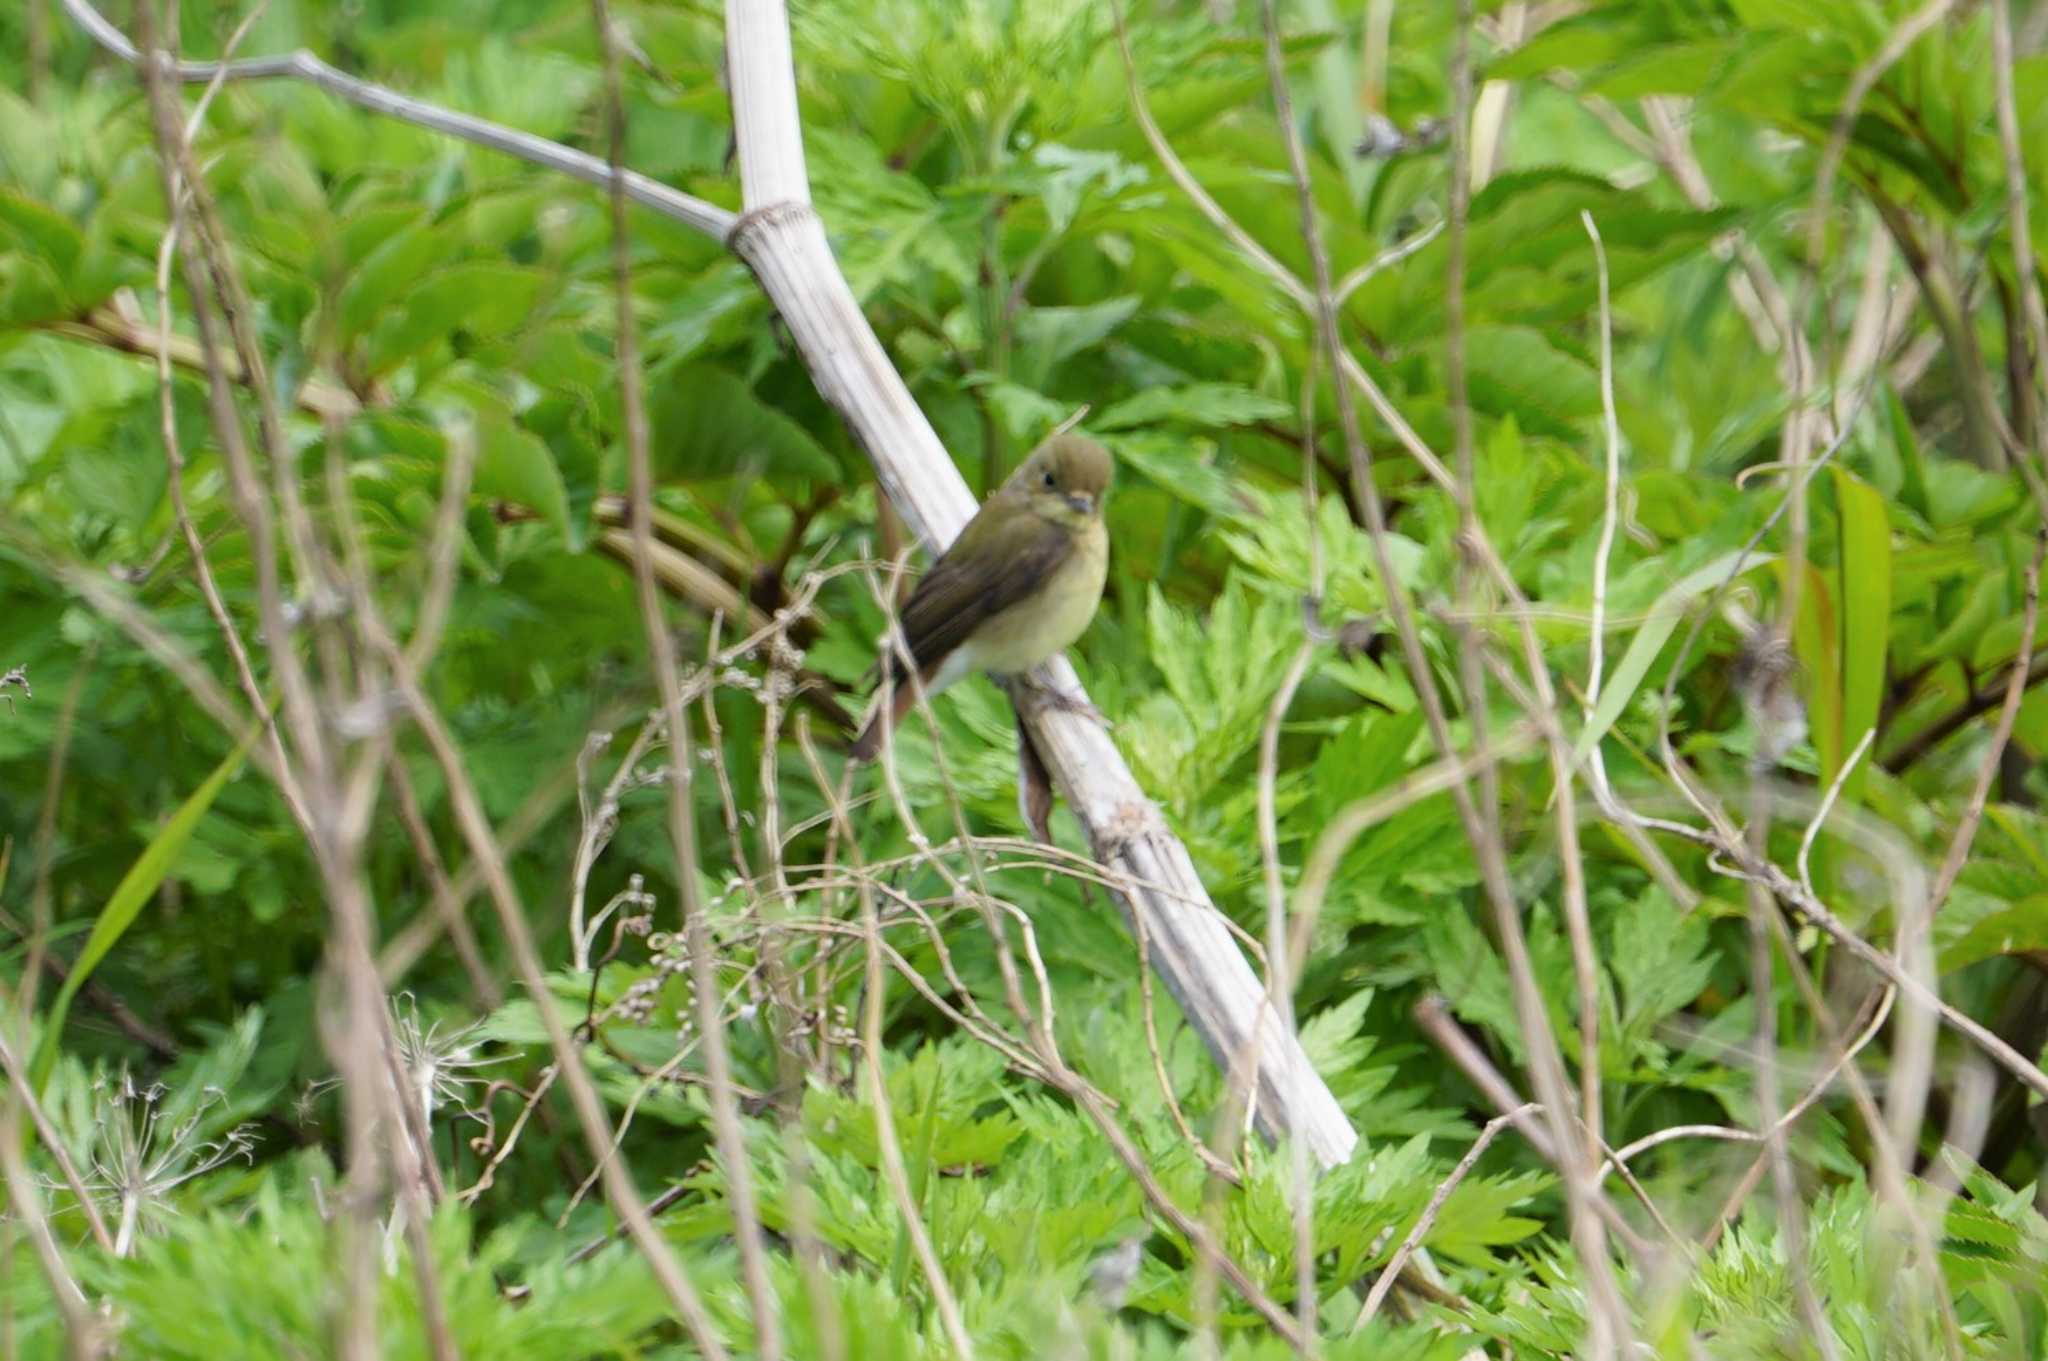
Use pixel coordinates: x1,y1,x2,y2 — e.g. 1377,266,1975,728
1008,674,1109,727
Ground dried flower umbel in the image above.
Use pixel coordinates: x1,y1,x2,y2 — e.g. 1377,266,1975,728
388,993,506,1128
58,1071,258,1257
303,994,505,1132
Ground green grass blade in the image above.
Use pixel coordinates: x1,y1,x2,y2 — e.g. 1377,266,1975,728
1575,550,1776,766
1832,467,1892,803
30,725,256,1092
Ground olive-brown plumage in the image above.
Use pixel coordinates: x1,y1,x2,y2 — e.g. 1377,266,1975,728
852,433,1112,759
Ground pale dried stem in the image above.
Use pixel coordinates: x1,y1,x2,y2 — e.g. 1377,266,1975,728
591,5,779,1347
1124,4,1618,1290
857,887,976,1360
379,757,578,983
457,1064,556,1205
1582,210,1622,786
1412,995,1669,1257
385,752,500,1008
1612,993,1896,1181
1809,0,1956,278
320,428,462,1356
0,1026,113,1254
343,568,728,1351
1639,97,1807,361
141,41,332,812
1128,892,1241,1185
1744,809,1838,1361
0,1104,94,1360
1252,8,1327,1342
144,3,307,834
568,718,664,973
1447,8,1622,1346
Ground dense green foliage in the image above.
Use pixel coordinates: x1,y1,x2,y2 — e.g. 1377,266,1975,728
5,0,2048,1355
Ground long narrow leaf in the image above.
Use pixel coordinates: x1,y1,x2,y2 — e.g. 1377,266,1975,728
1787,557,1842,788
1832,467,1892,804
1575,550,1777,765
30,726,256,1093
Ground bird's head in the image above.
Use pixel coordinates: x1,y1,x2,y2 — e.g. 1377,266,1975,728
1008,432,1113,526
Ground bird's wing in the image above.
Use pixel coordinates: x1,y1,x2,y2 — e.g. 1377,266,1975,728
886,507,1075,679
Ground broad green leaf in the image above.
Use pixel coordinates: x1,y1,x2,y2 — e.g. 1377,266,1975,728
1938,891,2048,973
648,364,838,482
1575,550,1778,765
0,191,84,281
1586,40,1741,99
474,409,571,542
1611,890,1713,1039
1012,296,1140,386
336,213,454,341
1886,386,1931,520
373,262,546,371
1486,15,1632,80
30,726,256,1093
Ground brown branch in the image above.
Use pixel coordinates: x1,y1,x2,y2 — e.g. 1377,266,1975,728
1883,647,2048,772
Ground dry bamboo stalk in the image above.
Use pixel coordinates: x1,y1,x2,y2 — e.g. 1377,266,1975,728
722,0,1356,1169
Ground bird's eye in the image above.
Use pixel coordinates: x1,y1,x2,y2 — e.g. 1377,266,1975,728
1042,471,1056,488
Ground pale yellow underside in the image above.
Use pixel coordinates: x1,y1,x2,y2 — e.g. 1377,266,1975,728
930,517,1108,693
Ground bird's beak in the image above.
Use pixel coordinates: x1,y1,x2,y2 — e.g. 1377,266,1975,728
1065,491,1096,515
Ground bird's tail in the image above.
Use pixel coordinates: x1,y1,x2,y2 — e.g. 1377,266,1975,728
849,679,923,761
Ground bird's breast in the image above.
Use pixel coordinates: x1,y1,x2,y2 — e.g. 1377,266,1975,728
958,520,1108,675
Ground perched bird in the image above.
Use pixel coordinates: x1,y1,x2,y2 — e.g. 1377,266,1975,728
851,432,1112,760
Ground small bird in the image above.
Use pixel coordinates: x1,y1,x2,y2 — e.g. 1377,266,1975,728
851,432,1112,760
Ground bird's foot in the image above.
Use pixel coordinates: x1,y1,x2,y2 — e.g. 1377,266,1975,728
1004,673,1109,727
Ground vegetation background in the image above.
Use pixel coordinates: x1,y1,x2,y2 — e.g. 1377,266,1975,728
3,0,2048,1355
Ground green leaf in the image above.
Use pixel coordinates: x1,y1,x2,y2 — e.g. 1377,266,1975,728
1485,14,1633,80
372,262,546,371
1585,40,1740,99
1575,549,1777,765
1831,467,1890,803
336,215,454,342
647,364,838,482
30,726,257,1093
1012,296,1140,386
1610,890,1713,1038
1786,557,1843,784
1886,386,1931,520
1462,326,1601,439
0,191,84,281
1094,383,1291,432
474,409,571,541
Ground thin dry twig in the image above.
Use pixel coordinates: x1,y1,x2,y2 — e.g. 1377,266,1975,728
1926,537,2047,913
0,1103,94,1361
1352,1104,1539,1334
857,885,976,1360
592,4,780,1347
